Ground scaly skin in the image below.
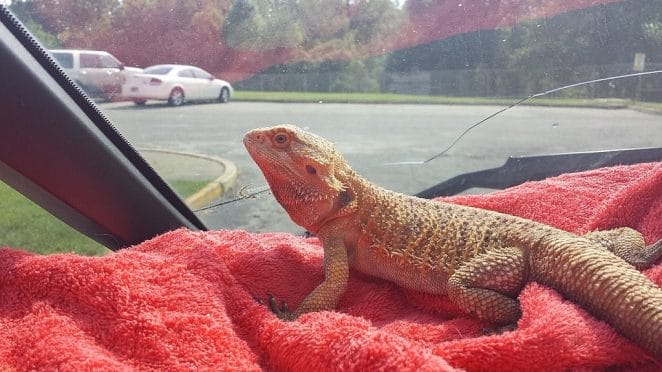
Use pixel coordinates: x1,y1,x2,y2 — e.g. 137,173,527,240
244,124,662,358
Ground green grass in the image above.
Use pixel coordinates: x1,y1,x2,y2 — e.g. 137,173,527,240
631,100,662,112
0,181,110,256
169,179,210,199
0,179,209,256
233,90,642,108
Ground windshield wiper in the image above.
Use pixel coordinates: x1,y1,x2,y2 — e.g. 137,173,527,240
416,147,662,199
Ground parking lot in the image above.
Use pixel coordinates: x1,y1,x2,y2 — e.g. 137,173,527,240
101,101,662,233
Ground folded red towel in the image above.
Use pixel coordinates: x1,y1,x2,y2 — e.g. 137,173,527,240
1,163,660,370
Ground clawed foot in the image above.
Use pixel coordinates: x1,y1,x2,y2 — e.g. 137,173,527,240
264,294,296,320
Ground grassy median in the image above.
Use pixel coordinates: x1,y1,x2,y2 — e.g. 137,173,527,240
0,179,208,256
233,90,662,112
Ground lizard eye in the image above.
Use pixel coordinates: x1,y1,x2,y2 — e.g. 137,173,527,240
273,133,289,146
305,165,317,175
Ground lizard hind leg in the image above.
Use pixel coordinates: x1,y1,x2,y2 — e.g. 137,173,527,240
583,227,662,269
447,247,527,327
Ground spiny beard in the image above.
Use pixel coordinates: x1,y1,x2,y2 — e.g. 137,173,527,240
272,180,337,207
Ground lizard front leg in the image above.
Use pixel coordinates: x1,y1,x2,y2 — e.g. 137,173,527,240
270,236,349,320
447,247,527,326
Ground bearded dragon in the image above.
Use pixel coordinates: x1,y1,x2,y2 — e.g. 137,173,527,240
243,124,662,358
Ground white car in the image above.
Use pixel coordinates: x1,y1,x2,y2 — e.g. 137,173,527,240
50,49,143,100
121,64,233,106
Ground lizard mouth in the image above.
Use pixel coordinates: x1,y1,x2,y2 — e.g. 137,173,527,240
243,132,267,161
243,130,261,149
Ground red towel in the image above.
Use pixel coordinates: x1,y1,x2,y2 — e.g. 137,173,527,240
1,163,660,370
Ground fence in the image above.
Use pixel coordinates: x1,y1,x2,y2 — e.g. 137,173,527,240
233,63,662,100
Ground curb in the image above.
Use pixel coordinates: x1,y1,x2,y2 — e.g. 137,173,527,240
138,148,238,209
185,157,238,209
629,105,662,116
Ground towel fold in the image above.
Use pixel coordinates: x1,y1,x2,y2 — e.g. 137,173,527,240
1,163,660,370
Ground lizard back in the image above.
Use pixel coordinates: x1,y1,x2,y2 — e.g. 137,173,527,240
347,175,544,294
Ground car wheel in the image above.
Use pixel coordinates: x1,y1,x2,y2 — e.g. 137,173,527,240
218,87,230,103
168,88,185,106
133,100,146,106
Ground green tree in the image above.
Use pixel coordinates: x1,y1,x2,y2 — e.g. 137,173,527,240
330,56,386,92
19,18,62,48
386,0,662,97
222,0,304,50
502,0,662,95
10,0,119,47
9,1,60,47
350,0,402,47
98,0,231,70
223,0,402,57
298,0,349,44
222,0,402,92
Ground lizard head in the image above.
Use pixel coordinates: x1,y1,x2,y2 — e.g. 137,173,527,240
244,124,352,229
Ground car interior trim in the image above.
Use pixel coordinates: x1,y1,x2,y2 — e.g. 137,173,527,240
0,6,207,250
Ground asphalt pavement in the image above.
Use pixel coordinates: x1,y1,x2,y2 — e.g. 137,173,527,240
101,101,662,234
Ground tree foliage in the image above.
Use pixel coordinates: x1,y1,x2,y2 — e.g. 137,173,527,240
7,0,662,96
222,0,305,49
222,0,402,57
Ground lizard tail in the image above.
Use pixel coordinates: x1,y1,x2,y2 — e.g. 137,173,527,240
532,235,662,358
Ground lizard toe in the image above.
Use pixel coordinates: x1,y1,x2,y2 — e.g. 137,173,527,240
268,294,295,320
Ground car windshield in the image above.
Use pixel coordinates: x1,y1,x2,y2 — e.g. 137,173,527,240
144,66,174,75
4,0,662,237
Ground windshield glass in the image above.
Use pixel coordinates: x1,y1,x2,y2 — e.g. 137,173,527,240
6,0,662,235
